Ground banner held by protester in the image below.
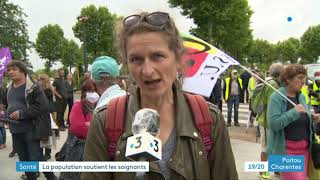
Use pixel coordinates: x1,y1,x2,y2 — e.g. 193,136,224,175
181,33,239,97
0,47,13,82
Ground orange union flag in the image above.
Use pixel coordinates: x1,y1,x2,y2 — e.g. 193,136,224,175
181,33,239,97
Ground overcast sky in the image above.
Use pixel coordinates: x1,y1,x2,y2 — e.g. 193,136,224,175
10,0,320,70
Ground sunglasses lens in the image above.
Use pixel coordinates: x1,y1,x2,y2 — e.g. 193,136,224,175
123,15,141,28
147,12,169,26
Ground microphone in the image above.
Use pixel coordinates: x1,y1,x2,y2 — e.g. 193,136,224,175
125,108,162,162
132,108,160,136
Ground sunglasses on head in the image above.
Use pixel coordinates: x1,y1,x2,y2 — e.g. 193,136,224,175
123,12,170,28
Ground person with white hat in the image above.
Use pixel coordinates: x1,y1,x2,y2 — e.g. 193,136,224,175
223,69,243,127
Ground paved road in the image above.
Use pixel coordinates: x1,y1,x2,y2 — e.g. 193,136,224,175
222,102,250,125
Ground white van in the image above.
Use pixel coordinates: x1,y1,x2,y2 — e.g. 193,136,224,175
304,64,320,81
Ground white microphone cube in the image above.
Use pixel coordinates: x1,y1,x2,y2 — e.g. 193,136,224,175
125,132,162,161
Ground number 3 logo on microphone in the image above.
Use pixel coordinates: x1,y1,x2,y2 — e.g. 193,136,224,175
130,136,159,153
126,132,162,161
130,136,142,149
150,140,159,152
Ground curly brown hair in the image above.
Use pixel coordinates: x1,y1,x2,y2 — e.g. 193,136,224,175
6,60,28,75
280,64,307,85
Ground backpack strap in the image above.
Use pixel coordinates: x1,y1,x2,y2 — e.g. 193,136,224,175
183,93,213,158
105,95,128,160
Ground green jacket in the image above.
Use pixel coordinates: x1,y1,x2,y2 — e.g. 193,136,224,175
81,87,238,180
267,87,313,155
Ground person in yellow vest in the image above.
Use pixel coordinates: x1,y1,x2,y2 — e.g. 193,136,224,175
223,69,243,127
248,76,255,96
309,72,320,113
301,85,309,105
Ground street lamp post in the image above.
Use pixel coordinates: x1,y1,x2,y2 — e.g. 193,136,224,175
77,16,89,72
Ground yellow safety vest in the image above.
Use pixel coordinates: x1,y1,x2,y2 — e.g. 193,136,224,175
224,77,243,101
249,77,255,92
311,82,320,106
301,85,309,104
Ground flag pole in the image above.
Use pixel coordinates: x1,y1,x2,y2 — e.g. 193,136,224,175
238,64,296,106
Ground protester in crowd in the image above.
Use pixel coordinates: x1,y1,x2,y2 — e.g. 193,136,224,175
81,71,91,85
39,74,58,160
48,77,60,143
240,69,251,103
90,56,127,111
0,104,6,149
247,71,257,127
205,77,222,108
265,71,271,80
70,79,98,139
65,73,76,126
59,79,98,180
301,86,309,105
82,11,238,180
53,68,67,130
253,63,284,180
118,77,127,91
223,69,243,127
247,72,256,98
309,71,320,113
301,78,311,106
267,64,320,180
5,60,56,180
0,83,15,154
0,84,7,149
219,77,225,112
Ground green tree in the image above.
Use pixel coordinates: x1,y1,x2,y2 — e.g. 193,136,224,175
169,0,253,62
247,39,276,70
34,24,65,71
73,5,118,71
0,0,30,61
61,39,82,72
299,25,320,63
275,38,300,63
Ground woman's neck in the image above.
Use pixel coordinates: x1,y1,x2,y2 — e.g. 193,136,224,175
286,86,296,97
140,91,174,113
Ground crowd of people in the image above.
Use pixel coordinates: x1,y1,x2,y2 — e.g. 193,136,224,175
219,63,320,180
1,10,320,180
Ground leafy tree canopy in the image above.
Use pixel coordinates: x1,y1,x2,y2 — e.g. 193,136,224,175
35,24,65,71
73,5,119,70
0,0,30,61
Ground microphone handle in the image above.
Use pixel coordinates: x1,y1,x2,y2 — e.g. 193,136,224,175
135,172,146,180
135,157,147,180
